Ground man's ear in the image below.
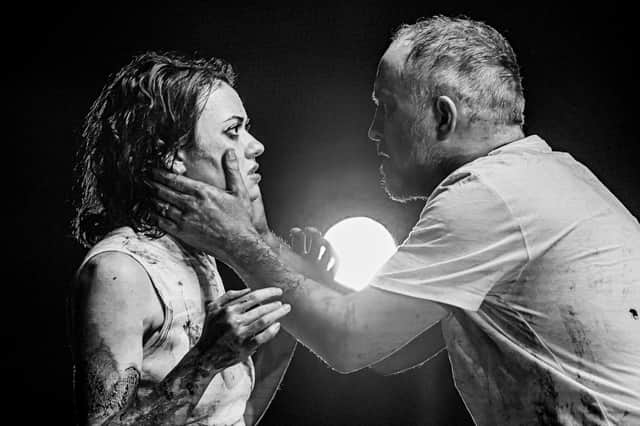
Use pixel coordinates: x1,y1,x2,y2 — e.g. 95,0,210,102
160,139,187,175
433,96,457,140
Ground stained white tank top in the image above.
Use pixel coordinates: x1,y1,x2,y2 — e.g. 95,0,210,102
78,227,255,425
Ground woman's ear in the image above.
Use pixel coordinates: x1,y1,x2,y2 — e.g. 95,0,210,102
160,139,187,174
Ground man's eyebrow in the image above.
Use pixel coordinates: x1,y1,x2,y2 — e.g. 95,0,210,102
372,88,391,104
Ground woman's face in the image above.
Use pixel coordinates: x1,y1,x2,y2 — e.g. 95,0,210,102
182,81,264,201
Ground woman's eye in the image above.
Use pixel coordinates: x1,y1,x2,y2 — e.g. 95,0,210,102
225,124,241,137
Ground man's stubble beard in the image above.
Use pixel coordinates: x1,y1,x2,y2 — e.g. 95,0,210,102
380,118,443,203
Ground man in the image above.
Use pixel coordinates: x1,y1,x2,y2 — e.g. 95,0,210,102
151,16,640,425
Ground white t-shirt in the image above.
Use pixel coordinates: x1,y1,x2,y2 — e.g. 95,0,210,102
370,135,640,425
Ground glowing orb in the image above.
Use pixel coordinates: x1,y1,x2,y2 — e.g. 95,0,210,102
324,217,397,291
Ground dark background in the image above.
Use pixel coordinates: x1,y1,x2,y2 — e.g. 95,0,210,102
5,2,637,425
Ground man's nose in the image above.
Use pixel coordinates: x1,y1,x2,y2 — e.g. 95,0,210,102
368,107,383,142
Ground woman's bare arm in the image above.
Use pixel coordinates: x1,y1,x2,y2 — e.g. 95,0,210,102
70,252,288,425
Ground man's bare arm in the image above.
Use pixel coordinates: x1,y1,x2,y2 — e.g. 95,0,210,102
71,253,287,425
220,233,447,373
262,230,351,295
281,226,446,375
149,152,448,373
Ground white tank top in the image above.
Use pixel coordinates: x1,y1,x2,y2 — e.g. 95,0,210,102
78,227,255,425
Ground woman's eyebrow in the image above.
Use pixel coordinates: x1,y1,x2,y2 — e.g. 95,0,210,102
223,115,245,124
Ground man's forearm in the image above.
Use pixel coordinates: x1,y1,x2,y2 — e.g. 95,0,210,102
226,231,446,374
262,231,352,294
225,231,357,371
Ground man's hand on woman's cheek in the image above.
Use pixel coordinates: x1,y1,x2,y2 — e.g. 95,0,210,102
251,190,270,236
149,149,260,262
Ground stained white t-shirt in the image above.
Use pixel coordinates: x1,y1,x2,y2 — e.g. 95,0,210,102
370,135,640,425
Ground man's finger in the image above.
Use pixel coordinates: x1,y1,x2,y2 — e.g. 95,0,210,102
222,150,249,199
318,241,333,270
153,201,184,223
328,261,338,277
304,227,322,260
150,181,194,211
252,191,269,235
289,227,306,254
150,169,202,196
152,213,180,235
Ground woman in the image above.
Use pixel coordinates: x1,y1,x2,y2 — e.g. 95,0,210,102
69,51,296,425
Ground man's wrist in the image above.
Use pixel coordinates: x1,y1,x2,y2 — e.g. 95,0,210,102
263,231,283,253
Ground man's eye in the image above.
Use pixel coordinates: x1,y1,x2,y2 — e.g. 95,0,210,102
382,101,395,117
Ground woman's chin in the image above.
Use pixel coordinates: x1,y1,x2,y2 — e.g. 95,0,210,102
248,185,261,202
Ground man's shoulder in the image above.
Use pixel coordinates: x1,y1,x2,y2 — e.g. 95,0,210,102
456,146,549,185
433,140,585,212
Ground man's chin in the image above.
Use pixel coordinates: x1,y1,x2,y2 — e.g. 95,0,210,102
384,184,424,203
380,165,426,203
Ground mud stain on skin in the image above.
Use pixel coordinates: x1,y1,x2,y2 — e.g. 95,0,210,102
630,308,638,320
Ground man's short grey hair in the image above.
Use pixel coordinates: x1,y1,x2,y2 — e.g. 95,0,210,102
394,16,525,125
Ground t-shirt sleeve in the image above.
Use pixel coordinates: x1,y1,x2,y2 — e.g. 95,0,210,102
370,173,529,311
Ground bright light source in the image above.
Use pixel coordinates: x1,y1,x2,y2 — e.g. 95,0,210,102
324,216,397,291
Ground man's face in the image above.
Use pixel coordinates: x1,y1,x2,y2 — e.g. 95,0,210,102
368,39,442,201
183,82,264,201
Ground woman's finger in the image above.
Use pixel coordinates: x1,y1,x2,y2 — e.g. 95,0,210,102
216,288,252,306
242,304,291,337
227,287,283,311
249,322,281,347
239,301,283,324
205,288,251,314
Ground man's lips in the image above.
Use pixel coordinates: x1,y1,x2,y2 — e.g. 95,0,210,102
377,145,390,159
